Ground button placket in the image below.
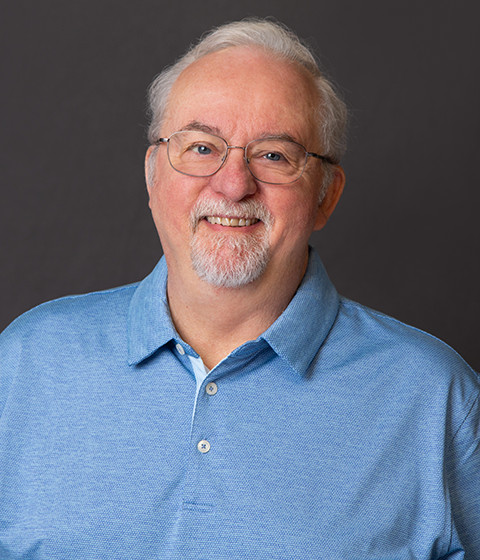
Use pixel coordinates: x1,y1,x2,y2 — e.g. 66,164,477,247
193,381,217,456
182,365,232,510
181,376,219,509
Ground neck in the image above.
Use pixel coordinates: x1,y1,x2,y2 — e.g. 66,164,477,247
166,252,308,369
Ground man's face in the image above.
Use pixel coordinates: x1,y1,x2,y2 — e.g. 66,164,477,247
146,46,341,289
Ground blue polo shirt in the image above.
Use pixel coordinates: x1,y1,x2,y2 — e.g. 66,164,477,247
1,250,479,559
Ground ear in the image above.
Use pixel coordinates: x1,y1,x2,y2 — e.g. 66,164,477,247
144,145,157,196
313,166,345,231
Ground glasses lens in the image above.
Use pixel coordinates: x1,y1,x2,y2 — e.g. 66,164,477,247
246,139,307,184
167,131,227,177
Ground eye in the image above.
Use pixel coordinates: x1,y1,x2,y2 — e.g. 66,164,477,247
264,152,283,162
190,143,212,155
248,141,293,165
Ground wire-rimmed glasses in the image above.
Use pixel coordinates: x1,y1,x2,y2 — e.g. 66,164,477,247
155,130,335,185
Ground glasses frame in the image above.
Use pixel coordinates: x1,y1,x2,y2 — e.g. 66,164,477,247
154,130,336,185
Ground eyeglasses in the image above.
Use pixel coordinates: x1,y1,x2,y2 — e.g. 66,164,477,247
154,130,336,185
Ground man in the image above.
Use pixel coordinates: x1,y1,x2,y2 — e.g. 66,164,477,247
0,19,478,560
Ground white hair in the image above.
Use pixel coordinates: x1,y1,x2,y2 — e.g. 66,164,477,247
146,18,348,194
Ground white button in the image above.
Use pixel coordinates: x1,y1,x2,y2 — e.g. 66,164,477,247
197,439,211,453
206,382,218,395
175,343,185,355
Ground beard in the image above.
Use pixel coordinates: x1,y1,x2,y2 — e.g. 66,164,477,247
189,198,274,288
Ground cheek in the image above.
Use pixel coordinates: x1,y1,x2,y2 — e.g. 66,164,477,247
273,190,320,234
148,161,178,215
149,173,200,241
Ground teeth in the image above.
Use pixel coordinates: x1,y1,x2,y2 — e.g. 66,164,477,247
206,216,259,227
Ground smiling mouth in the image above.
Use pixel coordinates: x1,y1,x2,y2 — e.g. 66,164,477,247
205,216,260,227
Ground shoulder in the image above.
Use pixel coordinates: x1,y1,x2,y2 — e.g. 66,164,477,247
1,283,138,342
0,284,139,411
328,296,478,408
336,296,475,372
324,297,479,447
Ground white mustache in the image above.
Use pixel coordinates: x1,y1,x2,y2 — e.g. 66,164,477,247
190,198,274,231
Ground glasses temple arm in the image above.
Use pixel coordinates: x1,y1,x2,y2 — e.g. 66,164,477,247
307,152,338,165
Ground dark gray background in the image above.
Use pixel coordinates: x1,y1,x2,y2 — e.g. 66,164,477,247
1,0,478,369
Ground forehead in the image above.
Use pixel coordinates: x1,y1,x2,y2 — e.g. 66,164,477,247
163,46,319,146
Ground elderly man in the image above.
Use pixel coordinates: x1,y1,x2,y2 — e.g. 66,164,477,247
0,19,478,560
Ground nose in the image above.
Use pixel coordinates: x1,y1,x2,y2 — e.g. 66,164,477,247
209,146,258,201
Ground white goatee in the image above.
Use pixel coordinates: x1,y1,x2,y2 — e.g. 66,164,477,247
189,198,274,288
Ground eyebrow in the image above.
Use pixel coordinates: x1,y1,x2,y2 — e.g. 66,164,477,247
257,132,298,143
182,121,222,135
180,122,300,145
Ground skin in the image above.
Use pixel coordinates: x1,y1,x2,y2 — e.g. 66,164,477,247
145,46,345,368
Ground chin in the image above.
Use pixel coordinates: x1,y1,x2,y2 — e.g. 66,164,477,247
190,231,270,288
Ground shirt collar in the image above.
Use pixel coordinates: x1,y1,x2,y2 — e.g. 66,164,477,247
127,257,174,365
260,248,339,376
127,248,339,373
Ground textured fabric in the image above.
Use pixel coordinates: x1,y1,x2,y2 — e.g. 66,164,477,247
0,250,478,559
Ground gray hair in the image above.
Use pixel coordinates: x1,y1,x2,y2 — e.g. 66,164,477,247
146,19,348,192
